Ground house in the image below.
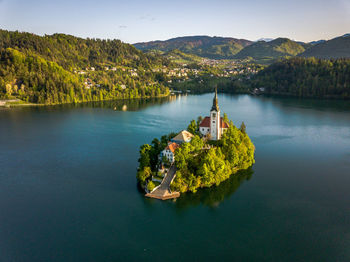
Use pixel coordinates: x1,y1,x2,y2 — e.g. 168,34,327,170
171,130,194,144
161,142,180,163
199,87,229,140
84,78,93,89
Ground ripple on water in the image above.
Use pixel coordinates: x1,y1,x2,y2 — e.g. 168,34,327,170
252,134,294,144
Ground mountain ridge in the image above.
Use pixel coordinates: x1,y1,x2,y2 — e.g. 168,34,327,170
300,34,350,59
134,35,253,59
134,34,350,62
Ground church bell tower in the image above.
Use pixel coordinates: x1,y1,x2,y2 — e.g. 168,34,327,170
210,87,220,140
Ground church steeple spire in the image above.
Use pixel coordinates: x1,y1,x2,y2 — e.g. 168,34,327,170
211,86,219,112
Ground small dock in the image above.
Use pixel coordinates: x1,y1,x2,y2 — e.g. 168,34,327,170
145,165,180,200
145,191,180,200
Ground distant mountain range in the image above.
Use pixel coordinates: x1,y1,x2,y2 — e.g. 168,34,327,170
134,36,252,59
255,38,274,42
301,34,350,59
234,38,308,63
134,34,350,63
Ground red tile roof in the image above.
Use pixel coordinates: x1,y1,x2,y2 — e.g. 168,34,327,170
165,142,180,153
199,117,229,129
199,117,210,127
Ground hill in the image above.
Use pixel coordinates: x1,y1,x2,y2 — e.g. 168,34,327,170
234,38,307,63
0,30,170,104
134,36,252,59
301,34,350,59
252,57,350,98
162,49,204,65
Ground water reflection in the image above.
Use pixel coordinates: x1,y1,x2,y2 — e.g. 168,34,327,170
256,95,350,112
172,168,254,210
8,95,179,112
143,168,254,210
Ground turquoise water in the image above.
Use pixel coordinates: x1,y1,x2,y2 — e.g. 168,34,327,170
1,94,350,261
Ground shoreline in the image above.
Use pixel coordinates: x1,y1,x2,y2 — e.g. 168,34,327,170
0,93,171,109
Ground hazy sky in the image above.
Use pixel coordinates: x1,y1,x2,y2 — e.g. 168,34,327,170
0,0,349,43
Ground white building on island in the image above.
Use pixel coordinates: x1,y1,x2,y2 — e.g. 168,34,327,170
160,130,194,164
199,87,229,140
160,142,180,163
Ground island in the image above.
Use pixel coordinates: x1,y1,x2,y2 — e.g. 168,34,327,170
137,88,255,199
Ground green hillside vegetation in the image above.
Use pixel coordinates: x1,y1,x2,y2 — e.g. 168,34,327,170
0,30,170,69
134,36,252,59
0,30,171,104
252,57,350,98
163,49,203,64
234,38,306,64
301,34,350,59
170,76,250,94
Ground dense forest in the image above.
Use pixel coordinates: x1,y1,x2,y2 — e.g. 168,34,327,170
171,57,350,99
0,30,171,104
134,36,252,59
300,34,350,59
234,38,308,64
170,76,250,94
252,57,350,98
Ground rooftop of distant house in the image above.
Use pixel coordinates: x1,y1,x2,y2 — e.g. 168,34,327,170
171,130,194,143
165,142,180,153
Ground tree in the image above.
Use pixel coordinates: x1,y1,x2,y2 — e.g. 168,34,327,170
138,144,152,169
197,116,203,127
147,180,156,192
240,122,246,134
162,155,171,168
137,166,152,185
187,119,197,134
223,113,229,124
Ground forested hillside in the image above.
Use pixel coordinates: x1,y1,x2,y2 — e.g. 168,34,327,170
0,30,171,104
301,34,350,59
134,36,253,59
234,38,307,63
252,57,350,98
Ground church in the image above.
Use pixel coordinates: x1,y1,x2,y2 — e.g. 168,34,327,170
199,88,229,140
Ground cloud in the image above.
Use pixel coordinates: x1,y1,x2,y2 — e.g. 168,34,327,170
119,25,127,29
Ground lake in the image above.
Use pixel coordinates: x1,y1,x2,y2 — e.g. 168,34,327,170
1,94,350,262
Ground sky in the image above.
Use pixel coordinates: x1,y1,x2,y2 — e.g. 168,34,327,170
0,0,349,43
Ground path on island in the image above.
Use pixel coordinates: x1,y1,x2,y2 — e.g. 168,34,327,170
145,165,180,200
